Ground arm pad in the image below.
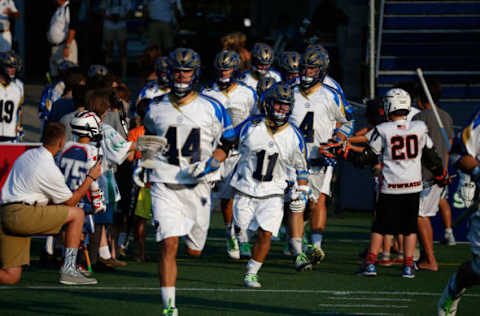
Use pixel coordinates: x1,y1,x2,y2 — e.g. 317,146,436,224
345,146,378,168
422,147,444,177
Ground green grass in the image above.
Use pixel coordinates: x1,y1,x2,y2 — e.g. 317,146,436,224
1,211,478,316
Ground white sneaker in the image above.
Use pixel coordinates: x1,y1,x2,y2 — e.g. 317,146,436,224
59,267,98,285
244,273,261,288
240,242,252,258
444,230,456,246
226,236,240,259
438,274,464,316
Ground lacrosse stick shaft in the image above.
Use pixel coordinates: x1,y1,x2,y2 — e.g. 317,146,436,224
84,247,92,272
416,68,451,151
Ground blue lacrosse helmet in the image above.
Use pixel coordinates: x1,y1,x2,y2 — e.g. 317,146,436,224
264,83,295,127
167,48,201,98
214,50,240,89
300,48,328,89
155,56,170,87
251,42,274,76
279,51,301,85
88,64,109,78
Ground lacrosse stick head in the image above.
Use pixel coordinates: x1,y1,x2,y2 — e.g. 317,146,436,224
137,135,168,168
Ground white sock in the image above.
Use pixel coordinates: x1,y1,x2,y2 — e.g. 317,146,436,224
63,248,78,271
45,236,55,255
238,228,249,243
382,252,391,260
226,223,234,238
289,237,303,256
99,245,111,260
118,232,127,248
161,286,176,308
246,259,262,275
445,228,453,234
312,233,323,249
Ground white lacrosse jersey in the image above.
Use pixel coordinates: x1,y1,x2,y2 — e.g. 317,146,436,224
460,109,480,162
201,81,257,127
58,141,99,211
369,119,433,194
135,81,169,106
0,80,23,138
239,69,282,91
144,92,236,184
230,116,308,197
289,83,350,160
406,106,421,121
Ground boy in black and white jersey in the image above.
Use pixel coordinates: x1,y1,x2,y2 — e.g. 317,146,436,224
327,88,449,278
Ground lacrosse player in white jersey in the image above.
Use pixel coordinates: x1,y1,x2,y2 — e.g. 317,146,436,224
0,51,23,142
230,83,309,288
328,88,448,279
288,47,354,266
135,56,170,107
438,108,480,315
239,42,281,90
251,76,276,116
201,50,257,259
140,48,236,316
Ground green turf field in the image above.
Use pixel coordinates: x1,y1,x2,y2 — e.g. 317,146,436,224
1,211,478,316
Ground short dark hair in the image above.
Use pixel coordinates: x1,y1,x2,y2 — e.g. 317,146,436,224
72,84,87,109
42,122,66,146
416,80,442,105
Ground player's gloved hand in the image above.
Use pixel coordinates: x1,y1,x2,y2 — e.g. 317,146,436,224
188,157,221,178
434,169,450,187
133,165,148,187
289,185,311,212
91,189,106,214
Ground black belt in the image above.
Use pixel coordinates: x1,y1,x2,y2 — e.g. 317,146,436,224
0,136,15,142
0,201,35,207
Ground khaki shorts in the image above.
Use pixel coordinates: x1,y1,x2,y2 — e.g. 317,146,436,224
0,203,69,269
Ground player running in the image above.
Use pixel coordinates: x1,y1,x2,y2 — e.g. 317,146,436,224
139,48,236,316
437,108,480,315
230,83,309,288
288,47,354,267
201,50,257,259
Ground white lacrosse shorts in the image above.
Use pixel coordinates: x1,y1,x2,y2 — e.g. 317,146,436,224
233,191,284,237
151,182,212,251
419,184,442,217
309,165,334,200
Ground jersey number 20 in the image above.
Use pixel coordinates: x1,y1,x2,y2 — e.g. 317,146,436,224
390,135,419,160
165,126,201,165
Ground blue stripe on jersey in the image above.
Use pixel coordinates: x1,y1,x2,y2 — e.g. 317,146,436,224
236,115,265,139
200,93,236,140
238,81,258,104
471,107,480,128
291,122,308,157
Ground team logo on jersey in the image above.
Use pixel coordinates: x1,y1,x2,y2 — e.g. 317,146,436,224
268,141,274,148
177,116,183,124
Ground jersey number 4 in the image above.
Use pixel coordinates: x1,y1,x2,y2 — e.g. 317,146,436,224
165,126,201,165
252,150,278,182
0,100,14,123
390,135,418,160
299,112,314,143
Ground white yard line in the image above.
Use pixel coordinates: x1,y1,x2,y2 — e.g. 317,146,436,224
0,286,479,298
318,303,407,309
327,297,413,302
